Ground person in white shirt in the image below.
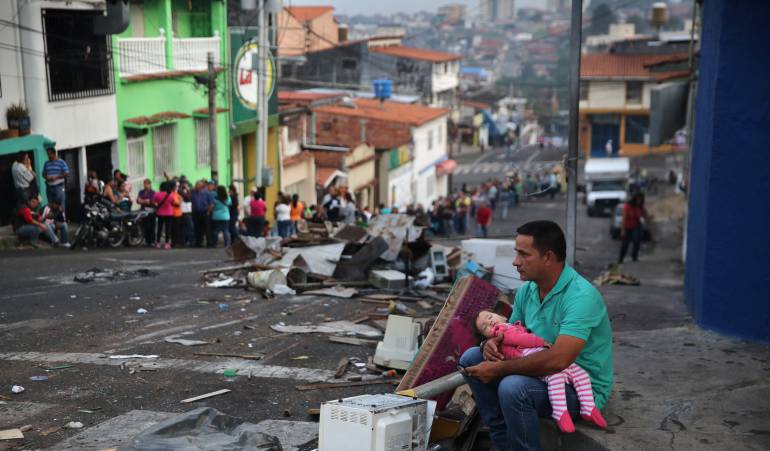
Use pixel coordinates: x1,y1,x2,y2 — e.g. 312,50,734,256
12,153,36,206
275,195,292,238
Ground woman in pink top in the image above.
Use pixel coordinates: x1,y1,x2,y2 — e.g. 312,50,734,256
247,192,266,237
153,181,176,249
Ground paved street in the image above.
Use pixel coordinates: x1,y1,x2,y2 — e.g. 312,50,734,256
451,145,568,190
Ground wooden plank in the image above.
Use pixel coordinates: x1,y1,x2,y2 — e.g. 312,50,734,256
295,378,400,391
0,429,24,440
334,357,349,379
193,352,263,360
329,336,378,346
350,315,370,324
180,389,232,403
359,298,390,305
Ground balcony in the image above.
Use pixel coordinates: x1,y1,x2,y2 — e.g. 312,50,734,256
117,33,220,78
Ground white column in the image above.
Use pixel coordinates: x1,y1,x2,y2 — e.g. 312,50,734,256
78,146,87,202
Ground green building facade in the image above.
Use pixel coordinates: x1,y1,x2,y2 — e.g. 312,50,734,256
112,0,230,192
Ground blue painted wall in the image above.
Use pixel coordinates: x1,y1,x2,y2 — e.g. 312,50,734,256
685,0,770,342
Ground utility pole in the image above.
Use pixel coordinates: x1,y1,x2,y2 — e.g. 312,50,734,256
565,0,583,266
207,51,218,182
254,0,267,188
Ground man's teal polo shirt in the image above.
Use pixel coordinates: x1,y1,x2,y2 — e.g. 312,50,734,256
510,265,613,409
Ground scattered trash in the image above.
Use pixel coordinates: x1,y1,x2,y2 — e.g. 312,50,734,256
382,369,398,377
295,378,400,391
462,239,523,290
303,286,358,298
388,301,416,315
30,375,49,381
77,408,102,414
218,303,230,312
64,422,83,429
180,389,232,403
334,357,349,379
370,269,408,289
40,426,62,436
74,267,156,283
328,336,378,347
19,425,32,432
164,336,209,346
270,284,296,295
206,277,238,288
374,315,422,370
0,429,24,440
70,295,77,299
193,352,263,361
125,407,282,450
247,270,287,290
418,300,433,310
278,243,346,277
11,385,24,394
594,270,641,286
46,364,73,371
137,308,148,314
366,214,424,262
223,369,238,377
414,267,435,289
291,355,310,360
108,354,159,359
271,320,382,338
129,295,142,301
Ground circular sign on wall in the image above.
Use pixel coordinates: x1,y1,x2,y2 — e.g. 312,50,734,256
233,41,275,110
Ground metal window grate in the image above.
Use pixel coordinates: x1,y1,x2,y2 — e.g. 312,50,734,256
126,137,147,195
153,124,178,179
195,119,210,168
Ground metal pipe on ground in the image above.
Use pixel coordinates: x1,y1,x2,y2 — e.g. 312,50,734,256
396,372,465,399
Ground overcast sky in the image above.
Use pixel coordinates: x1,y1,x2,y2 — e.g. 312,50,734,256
286,0,547,17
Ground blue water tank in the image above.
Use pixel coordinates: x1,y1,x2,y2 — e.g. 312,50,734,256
373,79,392,101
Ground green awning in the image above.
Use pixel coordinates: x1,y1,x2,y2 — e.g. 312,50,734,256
0,134,56,155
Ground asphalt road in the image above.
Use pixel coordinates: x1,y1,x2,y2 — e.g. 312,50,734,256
451,145,568,190
0,157,675,448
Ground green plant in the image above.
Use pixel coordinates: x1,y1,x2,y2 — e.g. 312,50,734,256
6,103,29,119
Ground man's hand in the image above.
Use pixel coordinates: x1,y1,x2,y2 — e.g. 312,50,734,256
482,334,504,362
464,361,503,384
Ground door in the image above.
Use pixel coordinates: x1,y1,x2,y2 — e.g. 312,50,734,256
590,114,620,157
59,148,82,221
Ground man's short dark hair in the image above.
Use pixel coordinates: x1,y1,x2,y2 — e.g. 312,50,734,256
516,220,566,262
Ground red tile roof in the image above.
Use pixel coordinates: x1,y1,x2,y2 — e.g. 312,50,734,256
278,91,342,103
314,98,449,126
285,6,334,22
370,45,461,63
316,167,345,187
581,53,689,79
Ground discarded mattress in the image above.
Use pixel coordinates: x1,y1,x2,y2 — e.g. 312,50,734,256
120,407,281,451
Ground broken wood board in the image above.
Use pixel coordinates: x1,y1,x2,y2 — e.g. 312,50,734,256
0,429,23,440
334,357,349,379
295,378,400,391
329,336,378,346
396,276,503,410
271,321,382,338
333,237,389,281
193,352,264,361
366,214,423,261
180,389,232,403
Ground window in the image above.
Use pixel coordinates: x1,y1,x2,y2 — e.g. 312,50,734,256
126,137,146,195
153,124,178,179
195,119,210,168
625,115,649,144
444,63,448,74
284,181,302,196
42,9,114,102
342,59,357,71
428,130,434,150
580,81,588,101
438,124,444,144
626,81,643,104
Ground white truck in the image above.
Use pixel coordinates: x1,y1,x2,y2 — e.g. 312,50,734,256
584,157,630,217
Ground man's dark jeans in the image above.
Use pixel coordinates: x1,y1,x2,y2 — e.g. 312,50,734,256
46,184,65,208
192,211,208,247
459,347,581,451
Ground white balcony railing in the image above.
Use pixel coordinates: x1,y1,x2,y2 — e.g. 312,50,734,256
118,36,166,77
172,36,220,72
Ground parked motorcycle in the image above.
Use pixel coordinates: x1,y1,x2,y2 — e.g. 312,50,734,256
71,200,148,249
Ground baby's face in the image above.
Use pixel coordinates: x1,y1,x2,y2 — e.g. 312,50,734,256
476,311,508,338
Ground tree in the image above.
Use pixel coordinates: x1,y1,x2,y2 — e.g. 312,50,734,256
588,3,616,36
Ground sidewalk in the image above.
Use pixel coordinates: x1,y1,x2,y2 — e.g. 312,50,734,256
569,215,770,450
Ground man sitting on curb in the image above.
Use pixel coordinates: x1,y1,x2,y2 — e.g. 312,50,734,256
460,220,613,450
16,197,67,248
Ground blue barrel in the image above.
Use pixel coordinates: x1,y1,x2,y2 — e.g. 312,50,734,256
373,79,393,101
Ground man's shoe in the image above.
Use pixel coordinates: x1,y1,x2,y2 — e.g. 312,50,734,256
59,242,71,248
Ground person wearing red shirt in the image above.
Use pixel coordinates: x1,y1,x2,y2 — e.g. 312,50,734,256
476,202,493,238
619,192,650,263
16,197,64,247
